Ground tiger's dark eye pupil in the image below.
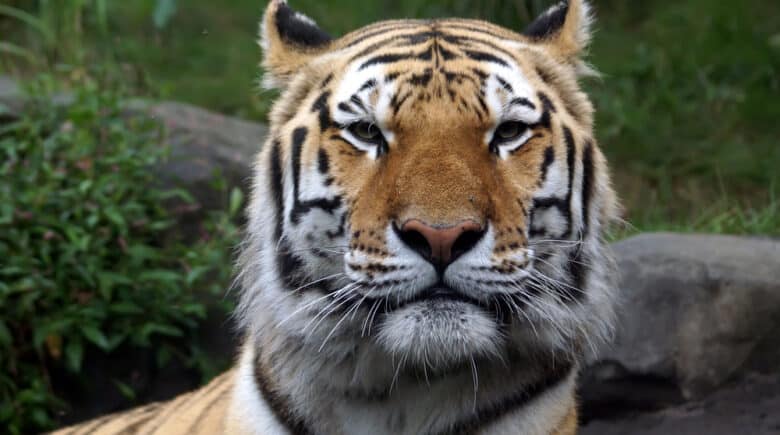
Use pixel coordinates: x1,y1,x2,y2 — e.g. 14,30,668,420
496,121,524,140
353,122,381,141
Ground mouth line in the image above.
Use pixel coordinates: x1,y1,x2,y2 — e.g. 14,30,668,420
380,282,488,311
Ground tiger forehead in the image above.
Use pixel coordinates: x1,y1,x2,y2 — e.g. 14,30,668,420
327,20,541,127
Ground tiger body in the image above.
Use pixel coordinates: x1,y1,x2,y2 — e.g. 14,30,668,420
54,0,618,434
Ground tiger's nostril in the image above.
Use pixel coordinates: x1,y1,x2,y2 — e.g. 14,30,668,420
394,219,485,273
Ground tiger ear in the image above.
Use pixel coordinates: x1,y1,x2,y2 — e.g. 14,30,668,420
523,0,594,72
260,0,333,89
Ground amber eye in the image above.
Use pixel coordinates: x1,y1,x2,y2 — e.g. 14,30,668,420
349,121,384,144
494,121,527,142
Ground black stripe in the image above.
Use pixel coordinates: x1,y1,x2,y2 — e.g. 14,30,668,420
344,22,421,48
320,73,334,88
317,148,329,174
182,389,231,435
537,91,557,113
562,125,576,238
310,91,331,132
536,66,554,84
440,33,519,62
528,196,568,238
349,95,367,113
269,140,285,244
390,91,413,115
269,140,305,290
359,46,433,70
407,69,433,86
141,375,230,434
471,67,489,80
509,97,535,110
108,403,162,435
337,102,356,115
254,358,314,435
463,49,508,66
496,76,513,92
289,127,342,225
358,79,378,92
532,196,569,213
581,141,594,236
440,22,509,41
437,360,574,435
437,43,458,60
349,30,437,62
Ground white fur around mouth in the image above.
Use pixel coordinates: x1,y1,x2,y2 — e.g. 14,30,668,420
375,296,503,369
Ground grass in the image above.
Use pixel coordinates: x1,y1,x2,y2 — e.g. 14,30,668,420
2,0,779,236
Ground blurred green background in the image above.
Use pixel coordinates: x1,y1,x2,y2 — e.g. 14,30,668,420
1,0,779,433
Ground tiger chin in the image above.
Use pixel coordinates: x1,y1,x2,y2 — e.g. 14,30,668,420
53,0,619,434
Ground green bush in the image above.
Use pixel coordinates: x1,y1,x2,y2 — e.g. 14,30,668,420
0,76,239,433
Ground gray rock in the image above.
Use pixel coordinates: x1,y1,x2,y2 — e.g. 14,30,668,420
582,232,780,419
144,100,266,211
581,373,780,435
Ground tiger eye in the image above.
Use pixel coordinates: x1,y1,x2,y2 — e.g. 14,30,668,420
495,121,526,141
351,122,382,142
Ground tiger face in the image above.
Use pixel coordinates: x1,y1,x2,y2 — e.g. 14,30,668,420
240,0,618,376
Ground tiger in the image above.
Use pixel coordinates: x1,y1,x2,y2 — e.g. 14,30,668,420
52,0,619,433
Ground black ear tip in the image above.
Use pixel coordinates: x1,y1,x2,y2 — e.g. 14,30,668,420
523,1,569,39
274,1,332,47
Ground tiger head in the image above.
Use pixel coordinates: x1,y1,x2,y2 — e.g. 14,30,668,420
239,0,618,375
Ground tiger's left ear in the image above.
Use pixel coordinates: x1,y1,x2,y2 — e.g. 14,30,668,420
523,0,594,72
260,0,333,89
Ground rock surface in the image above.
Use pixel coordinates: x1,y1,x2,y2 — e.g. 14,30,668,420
146,101,265,209
582,373,780,435
581,233,780,429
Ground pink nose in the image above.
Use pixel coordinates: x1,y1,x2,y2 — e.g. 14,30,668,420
397,219,485,270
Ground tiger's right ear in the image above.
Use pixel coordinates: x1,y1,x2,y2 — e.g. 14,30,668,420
260,0,333,89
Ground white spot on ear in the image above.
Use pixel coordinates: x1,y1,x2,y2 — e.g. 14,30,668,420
294,11,317,27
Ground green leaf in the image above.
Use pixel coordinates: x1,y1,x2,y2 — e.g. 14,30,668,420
112,379,136,400
140,323,182,340
109,301,144,315
0,42,41,65
229,187,244,216
65,338,84,372
185,265,210,287
80,324,110,351
0,5,54,43
139,270,182,285
103,207,126,229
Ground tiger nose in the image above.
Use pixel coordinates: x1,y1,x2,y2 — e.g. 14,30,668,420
395,219,486,272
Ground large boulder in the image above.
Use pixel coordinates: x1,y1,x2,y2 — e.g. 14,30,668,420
581,373,780,435
582,233,780,420
145,101,266,210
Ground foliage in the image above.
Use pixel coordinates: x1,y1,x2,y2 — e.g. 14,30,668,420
0,75,239,434
0,0,177,66
588,0,780,233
